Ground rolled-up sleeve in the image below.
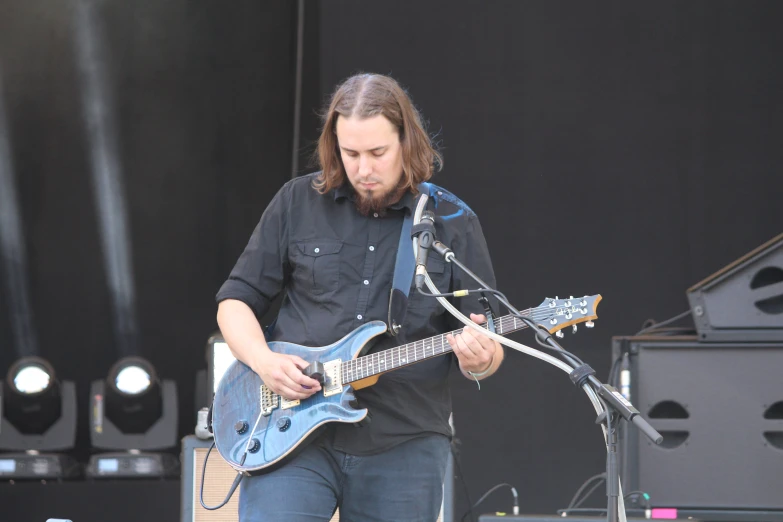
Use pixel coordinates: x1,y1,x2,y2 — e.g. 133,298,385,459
215,184,290,319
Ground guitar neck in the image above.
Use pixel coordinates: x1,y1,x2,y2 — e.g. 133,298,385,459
341,311,533,384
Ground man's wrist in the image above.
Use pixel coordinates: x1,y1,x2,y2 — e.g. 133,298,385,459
466,353,495,377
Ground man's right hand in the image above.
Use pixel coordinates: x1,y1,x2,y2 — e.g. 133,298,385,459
253,351,322,400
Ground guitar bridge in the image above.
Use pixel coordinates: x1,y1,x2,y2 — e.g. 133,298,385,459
280,397,300,410
322,359,343,397
260,385,279,416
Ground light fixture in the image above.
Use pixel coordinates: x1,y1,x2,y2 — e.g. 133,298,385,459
206,333,236,398
0,356,79,479
86,356,178,478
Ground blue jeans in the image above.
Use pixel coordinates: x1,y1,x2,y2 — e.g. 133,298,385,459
238,428,451,522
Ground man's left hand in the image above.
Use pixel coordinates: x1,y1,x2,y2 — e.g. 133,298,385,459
447,313,500,376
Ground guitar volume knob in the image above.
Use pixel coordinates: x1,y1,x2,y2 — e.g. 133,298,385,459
234,420,248,434
247,438,261,453
277,417,291,432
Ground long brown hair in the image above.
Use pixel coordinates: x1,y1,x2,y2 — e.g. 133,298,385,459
313,73,443,194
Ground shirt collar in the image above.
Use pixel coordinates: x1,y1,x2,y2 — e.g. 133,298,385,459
333,183,417,214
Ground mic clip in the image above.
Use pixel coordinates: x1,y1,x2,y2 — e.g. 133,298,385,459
478,296,497,334
410,221,435,247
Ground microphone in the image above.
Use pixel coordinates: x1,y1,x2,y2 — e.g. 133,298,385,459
413,211,436,290
432,240,454,262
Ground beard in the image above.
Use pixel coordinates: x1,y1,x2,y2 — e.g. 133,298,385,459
352,182,407,217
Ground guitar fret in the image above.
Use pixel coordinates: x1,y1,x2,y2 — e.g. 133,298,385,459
342,312,542,384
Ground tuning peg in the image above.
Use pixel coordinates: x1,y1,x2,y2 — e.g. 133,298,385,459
555,330,564,339
586,321,595,328
580,299,587,307
572,324,578,334
565,296,573,307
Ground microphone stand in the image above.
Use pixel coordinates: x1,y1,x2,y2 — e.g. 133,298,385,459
429,241,663,522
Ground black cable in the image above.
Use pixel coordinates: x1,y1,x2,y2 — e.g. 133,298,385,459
199,442,244,511
565,472,606,510
608,354,622,387
517,312,585,366
534,332,586,366
416,285,508,301
420,279,587,367
419,277,587,367
573,479,605,509
446,256,588,368
624,490,652,509
461,482,519,522
635,309,692,336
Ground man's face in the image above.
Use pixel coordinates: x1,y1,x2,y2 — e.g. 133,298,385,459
335,114,405,215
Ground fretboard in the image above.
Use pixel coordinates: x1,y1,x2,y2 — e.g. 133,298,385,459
340,311,533,383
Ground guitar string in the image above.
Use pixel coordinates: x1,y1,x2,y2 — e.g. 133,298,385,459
341,303,594,381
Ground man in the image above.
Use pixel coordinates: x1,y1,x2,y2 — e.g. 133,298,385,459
216,73,503,522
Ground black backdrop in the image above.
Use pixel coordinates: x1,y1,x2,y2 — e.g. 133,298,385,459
1,1,782,520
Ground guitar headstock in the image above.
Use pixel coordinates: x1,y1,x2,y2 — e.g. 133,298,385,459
534,295,602,337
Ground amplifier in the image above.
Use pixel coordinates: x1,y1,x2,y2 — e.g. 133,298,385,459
686,232,783,342
612,337,783,509
181,435,450,521
180,435,341,522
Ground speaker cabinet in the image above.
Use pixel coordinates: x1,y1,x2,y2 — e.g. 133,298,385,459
612,337,783,509
687,232,783,342
180,436,341,522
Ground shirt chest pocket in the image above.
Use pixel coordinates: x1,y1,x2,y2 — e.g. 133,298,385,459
409,256,450,308
291,239,343,295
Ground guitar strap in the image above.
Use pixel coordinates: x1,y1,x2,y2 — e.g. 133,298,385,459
387,182,436,336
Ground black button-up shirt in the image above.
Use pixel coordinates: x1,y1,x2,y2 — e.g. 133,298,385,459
216,172,496,455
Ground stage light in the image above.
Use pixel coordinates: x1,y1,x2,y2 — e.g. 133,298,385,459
104,356,162,434
0,357,79,479
13,360,51,392
86,356,178,478
5,357,59,433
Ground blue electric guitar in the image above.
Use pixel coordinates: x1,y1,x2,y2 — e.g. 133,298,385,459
211,295,601,474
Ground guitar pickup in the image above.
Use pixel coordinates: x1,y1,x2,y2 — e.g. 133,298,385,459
322,359,343,397
260,384,279,416
280,397,300,409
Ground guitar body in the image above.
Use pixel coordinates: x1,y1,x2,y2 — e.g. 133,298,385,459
212,321,389,475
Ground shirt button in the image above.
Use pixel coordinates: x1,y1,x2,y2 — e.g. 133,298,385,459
357,314,363,320
373,213,379,218
314,247,320,253
369,246,375,251
363,280,369,285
